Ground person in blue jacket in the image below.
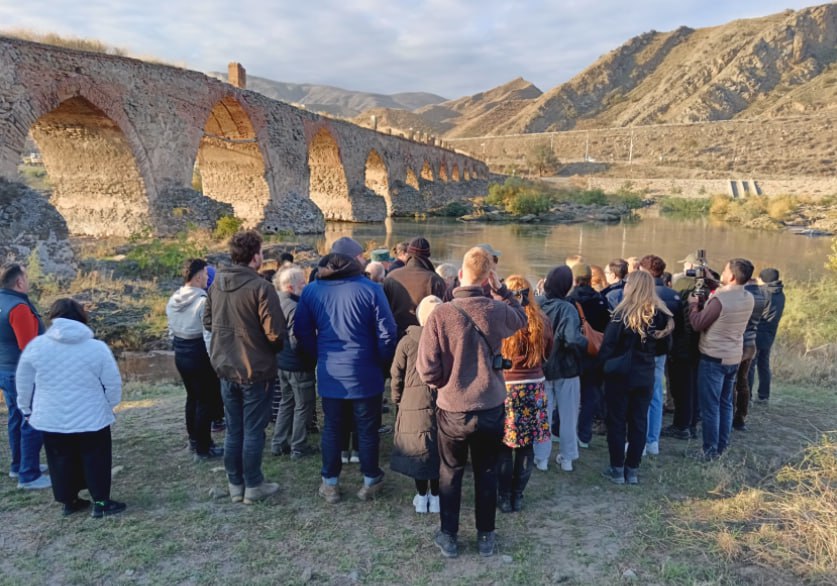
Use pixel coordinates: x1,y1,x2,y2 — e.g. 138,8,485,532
294,237,398,504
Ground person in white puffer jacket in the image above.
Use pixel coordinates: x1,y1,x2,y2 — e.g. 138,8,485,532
16,298,126,518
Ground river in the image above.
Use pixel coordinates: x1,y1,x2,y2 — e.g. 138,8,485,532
310,210,832,284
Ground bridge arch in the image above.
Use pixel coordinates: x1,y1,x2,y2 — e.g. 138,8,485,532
420,160,434,182
27,95,151,236
405,167,419,190
364,148,392,214
197,96,270,226
438,161,450,182
307,127,352,220
451,163,461,182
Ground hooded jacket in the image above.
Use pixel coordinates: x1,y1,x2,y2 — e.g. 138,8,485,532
294,253,398,399
203,264,285,384
15,318,122,433
166,286,209,342
539,266,587,380
756,280,785,347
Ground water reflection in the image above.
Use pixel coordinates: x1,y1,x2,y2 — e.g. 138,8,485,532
306,215,830,283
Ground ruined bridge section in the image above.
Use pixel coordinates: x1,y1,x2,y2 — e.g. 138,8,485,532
0,37,488,236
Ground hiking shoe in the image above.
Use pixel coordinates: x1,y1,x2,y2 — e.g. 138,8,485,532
428,494,440,513
578,439,590,449
511,493,524,512
555,454,573,472
211,419,226,433
661,425,691,440
413,493,429,513
18,475,51,490
733,420,747,431
624,467,639,485
602,466,625,485
272,444,291,457
229,483,244,503
62,497,91,516
9,464,48,479
646,441,659,456
378,424,393,435
434,530,458,558
318,482,341,504
357,475,384,501
194,446,224,461
243,482,279,504
91,499,127,518
477,531,496,557
497,493,513,513
188,439,198,453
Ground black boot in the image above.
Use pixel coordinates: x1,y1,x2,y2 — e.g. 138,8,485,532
497,492,513,513
511,491,524,512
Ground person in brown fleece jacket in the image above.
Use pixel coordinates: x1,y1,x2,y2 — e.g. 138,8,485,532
417,246,527,559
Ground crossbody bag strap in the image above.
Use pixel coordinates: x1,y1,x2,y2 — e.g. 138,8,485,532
450,300,494,354
574,301,587,325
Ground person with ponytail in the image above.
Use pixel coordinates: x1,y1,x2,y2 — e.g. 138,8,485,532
599,271,673,485
497,276,553,512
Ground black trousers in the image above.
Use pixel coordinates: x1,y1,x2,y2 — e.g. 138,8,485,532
605,380,653,469
173,337,221,453
42,427,112,504
497,443,534,497
437,405,503,536
669,354,699,430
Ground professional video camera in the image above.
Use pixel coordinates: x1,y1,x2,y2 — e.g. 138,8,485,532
685,249,709,306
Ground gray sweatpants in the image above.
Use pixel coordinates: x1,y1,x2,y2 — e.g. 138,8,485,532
272,369,316,453
533,377,580,465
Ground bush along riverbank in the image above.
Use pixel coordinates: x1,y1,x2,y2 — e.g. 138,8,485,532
658,194,837,235
432,177,647,224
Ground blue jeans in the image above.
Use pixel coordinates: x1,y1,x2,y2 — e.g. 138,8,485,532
697,356,738,456
1,371,45,483
748,343,773,400
321,396,383,483
646,355,667,444
220,379,274,487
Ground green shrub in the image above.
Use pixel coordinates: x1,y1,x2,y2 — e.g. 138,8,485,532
660,197,711,216
436,201,471,217
572,189,608,206
507,192,553,216
213,215,244,241
125,235,207,280
780,276,837,350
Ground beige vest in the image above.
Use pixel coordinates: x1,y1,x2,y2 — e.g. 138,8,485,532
699,285,754,365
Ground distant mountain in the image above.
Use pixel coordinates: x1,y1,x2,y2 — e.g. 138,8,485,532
353,3,837,138
208,73,446,118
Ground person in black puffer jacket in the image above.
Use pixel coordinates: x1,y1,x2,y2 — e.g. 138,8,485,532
598,271,673,486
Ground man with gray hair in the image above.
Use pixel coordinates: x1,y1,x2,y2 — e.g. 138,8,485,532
271,266,316,460
365,261,386,283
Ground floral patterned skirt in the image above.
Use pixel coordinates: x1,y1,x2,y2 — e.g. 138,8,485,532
503,377,550,448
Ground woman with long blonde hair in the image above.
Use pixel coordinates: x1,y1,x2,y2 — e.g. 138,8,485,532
598,270,673,486
497,275,553,512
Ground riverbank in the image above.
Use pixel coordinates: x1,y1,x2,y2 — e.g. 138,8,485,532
0,380,833,584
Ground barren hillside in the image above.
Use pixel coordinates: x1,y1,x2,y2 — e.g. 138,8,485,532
356,3,837,138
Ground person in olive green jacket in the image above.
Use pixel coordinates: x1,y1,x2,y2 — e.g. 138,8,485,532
203,230,286,505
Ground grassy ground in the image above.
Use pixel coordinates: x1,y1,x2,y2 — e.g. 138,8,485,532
0,378,834,585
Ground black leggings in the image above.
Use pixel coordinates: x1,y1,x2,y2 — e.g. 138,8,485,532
42,427,112,504
415,478,440,496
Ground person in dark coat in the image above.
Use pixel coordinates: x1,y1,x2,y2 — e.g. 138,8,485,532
390,295,443,514
599,271,673,485
749,268,785,403
384,237,447,337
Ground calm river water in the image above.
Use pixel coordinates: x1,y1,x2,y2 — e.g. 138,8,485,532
310,210,831,284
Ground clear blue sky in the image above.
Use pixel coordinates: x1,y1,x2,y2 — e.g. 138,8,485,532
0,0,824,97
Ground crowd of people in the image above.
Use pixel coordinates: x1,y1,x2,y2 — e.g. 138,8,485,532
0,231,786,558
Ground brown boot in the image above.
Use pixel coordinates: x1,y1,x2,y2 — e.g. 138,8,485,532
356,475,384,501
229,483,244,504
318,481,341,504
243,482,279,505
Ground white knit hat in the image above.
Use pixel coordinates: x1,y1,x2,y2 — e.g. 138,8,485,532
417,295,443,326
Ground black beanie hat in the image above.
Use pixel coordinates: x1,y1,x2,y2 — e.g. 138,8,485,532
759,268,780,283
544,265,573,299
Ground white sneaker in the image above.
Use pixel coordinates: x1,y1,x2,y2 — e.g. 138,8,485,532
349,451,360,464
646,441,659,456
534,458,548,472
341,451,350,464
428,494,440,513
413,493,429,513
578,440,590,449
18,474,51,490
555,454,573,472
9,464,48,479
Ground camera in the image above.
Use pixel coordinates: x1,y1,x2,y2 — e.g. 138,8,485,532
492,355,513,370
685,248,709,306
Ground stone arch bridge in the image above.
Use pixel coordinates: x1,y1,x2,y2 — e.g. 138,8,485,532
0,37,488,236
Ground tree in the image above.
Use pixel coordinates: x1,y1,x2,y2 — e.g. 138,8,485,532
527,144,560,177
